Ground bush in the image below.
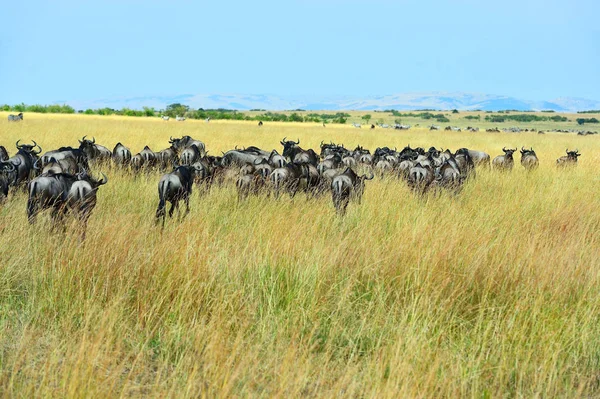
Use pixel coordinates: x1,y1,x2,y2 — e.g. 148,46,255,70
464,115,480,120
84,109,95,115
452,109,459,114
576,118,599,125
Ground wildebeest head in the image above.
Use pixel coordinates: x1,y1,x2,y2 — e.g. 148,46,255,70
502,147,516,158
566,149,581,160
520,147,536,157
16,140,42,155
280,137,300,158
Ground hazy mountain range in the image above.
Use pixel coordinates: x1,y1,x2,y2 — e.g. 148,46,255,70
69,92,600,113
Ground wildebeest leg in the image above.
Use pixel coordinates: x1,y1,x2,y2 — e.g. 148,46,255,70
169,201,177,218
183,195,190,218
27,197,39,224
289,181,299,199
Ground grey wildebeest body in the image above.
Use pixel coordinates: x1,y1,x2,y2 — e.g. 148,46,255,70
281,138,318,166
169,136,206,157
330,167,374,215
180,144,202,166
492,148,516,171
454,148,476,179
269,162,306,199
408,163,435,194
156,166,195,228
35,157,79,175
139,146,158,168
66,171,108,239
8,113,23,121
27,172,78,224
79,137,111,162
157,147,178,170
0,161,17,201
520,147,539,170
556,149,581,167
112,143,132,166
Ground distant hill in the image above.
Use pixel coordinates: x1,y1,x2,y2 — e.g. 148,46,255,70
69,92,600,113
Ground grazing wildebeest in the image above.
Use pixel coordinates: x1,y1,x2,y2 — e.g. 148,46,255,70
9,140,41,186
27,172,78,224
8,112,23,121
0,161,17,201
0,146,8,162
556,149,580,167
112,143,132,166
520,147,539,170
156,165,196,228
269,162,306,199
66,170,108,239
258,121,263,127
79,136,112,161
330,168,374,215
492,147,516,171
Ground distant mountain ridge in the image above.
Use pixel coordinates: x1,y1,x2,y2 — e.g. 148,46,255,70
69,92,600,113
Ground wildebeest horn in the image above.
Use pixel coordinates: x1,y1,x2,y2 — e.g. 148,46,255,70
502,146,507,152
320,140,324,147
295,138,300,144
33,158,41,170
32,140,42,154
521,146,525,152
92,137,95,144
281,137,287,145
82,135,87,142
98,172,108,185
1,161,15,172
16,139,22,149
169,136,173,142
235,145,239,150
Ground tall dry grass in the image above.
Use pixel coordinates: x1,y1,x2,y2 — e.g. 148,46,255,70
0,113,599,397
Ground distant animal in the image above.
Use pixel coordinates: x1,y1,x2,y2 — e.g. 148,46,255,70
492,147,516,171
162,116,170,121
175,116,186,121
66,170,108,239
556,149,580,167
371,124,375,129
520,147,539,170
8,112,23,121
258,121,263,127
352,123,361,128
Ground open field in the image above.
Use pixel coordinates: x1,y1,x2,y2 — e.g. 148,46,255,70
1,113,600,397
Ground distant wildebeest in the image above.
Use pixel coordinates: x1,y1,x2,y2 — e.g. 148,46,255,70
556,149,580,167
9,140,42,186
156,165,196,228
371,124,375,129
79,136,112,161
331,168,374,214
112,143,132,166
492,147,516,171
258,121,263,127
520,147,539,170
352,123,361,128
0,146,8,162
8,112,23,121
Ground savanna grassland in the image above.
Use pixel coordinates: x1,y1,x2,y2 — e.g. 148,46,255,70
0,112,599,397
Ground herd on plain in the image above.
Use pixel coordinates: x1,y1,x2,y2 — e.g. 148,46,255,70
0,133,584,236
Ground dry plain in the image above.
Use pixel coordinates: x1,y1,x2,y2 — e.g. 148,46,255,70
0,112,599,397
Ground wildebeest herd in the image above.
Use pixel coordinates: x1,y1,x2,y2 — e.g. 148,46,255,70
0,134,584,236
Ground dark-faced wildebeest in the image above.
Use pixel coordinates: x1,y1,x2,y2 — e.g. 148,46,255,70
156,165,196,228
492,147,516,171
9,140,42,186
556,149,581,167
8,113,23,121
330,168,374,215
79,136,112,161
520,147,539,170
169,136,206,156
280,138,319,166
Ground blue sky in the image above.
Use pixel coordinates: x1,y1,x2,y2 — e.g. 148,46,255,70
1,0,598,105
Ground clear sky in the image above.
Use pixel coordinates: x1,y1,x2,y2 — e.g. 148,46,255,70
1,0,598,105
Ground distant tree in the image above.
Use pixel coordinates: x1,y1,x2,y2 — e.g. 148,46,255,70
165,103,190,118
361,114,372,124
452,109,459,114
143,106,156,117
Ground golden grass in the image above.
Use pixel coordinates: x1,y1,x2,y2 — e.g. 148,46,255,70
0,113,599,397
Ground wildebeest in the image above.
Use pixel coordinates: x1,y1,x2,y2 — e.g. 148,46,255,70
156,165,196,228
269,162,306,199
0,161,17,201
492,147,516,171
0,146,8,162
66,170,108,239
253,158,273,180
9,140,42,185
157,147,178,170
331,168,374,214
139,146,158,168
236,174,262,200
131,153,145,172
169,136,206,156
27,172,78,224
556,149,581,167
175,116,186,121
79,136,112,161
520,147,539,170
112,143,132,166
407,163,435,194
180,144,202,165
161,115,170,121
8,112,23,121
268,150,286,168
454,148,476,178
258,121,263,127
34,156,79,175
280,138,319,166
